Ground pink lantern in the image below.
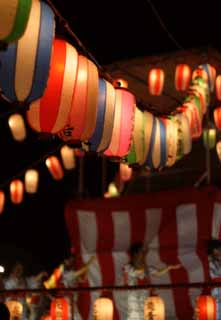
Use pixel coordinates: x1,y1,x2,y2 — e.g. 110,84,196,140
175,64,191,91
214,107,221,130
148,68,164,96
10,180,24,204
119,163,132,182
0,190,5,214
216,75,221,100
45,156,64,180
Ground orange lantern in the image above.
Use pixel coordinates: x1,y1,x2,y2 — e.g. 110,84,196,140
6,300,23,319
148,68,164,96
119,163,132,182
113,78,128,88
0,190,5,214
50,298,69,320
93,297,114,320
25,169,39,193
10,180,24,204
60,145,76,170
216,75,221,100
8,114,26,142
144,296,165,320
214,107,221,130
216,141,221,161
195,295,216,320
45,156,64,181
175,64,191,91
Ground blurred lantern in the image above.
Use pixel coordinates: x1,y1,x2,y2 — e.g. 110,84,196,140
203,128,216,149
216,75,221,100
175,64,191,91
10,180,24,204
27,39,78,134
182,102,202,139
113,78,128,88
201,64,216,92
144,296,165,320
0,190,5,214
8,113,26,141
192,67,209,83
93,297,114,320
162,118,178,167
216,141,221,161
188,83,208,115
60,145,76,170
214,107,221,130
0,0,55,103
6,300,23,319
25,169,39,194
173,113,192,159
148,68,164,95
104,88,135,158
88,79,116,152
0,0,32,43
50,298,69,320
119,163,132,182
195,295,216,320
45,156,64,181
104,182,119,198
142,111,155,166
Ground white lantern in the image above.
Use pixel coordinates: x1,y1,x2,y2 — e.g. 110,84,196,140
60,145,76,170
6,300,23,319
0,190,5,214
25,169,39,193
8,114,26,142
93,297,114,320
144,296,165,320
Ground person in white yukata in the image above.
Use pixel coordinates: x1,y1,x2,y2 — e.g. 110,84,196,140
123,242,181,320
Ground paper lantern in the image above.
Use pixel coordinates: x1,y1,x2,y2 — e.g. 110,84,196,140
104,182,119,198
182,102,202,139
119,163,132,182
50,298,69,320
6,300,23,319
10,180,24,204
0,190,5,214
175,64,191,91
188,83,208,115
60,145,76,170
148,68,164,96
25,169,39,193
144,296,165,320
8,114,26,141
0,0,32,43
113,78,128,88
216,75,221,100
173,113,192,158
192,67,208,83
45,156,64,181
104,88,135,158
214,107,221,130
216,141,221,161
203,129,216,149
93,297,114,320
195,295,216,320
0,0,55,103
201,64,216,92
162,118,178,167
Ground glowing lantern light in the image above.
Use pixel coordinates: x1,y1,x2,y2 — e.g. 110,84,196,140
10,180,24,204
214,107,221,130
216,75,221,100
188,83,208,115
0,0,32,43
175,64,191,91
201,64,216,92
104,182,119,198
8,114,26,142
182,102,202,139
203,129,216,149
93,297,114,320
0,0,55,103
0,190,5,214
195,295,216,320
25,169,39,194
162,118,178,167
148,68,164,96
50,298,69,320
120,163,132,182
45,156,64,181
144,296,165,320
60,145,76,170
113,78,128,88
104,88,135,158
216,141,221,161
192,67,208,83
6,300,23,319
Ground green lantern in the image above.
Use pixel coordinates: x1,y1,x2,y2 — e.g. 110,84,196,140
203,129,216,149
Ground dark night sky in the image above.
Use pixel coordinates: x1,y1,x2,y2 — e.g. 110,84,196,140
0,0,221,275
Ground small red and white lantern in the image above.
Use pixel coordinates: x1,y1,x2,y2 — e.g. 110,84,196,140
0,190,5,214
50,298,69,320
214,107,221,130
144,296,165,320
8,114,26,142
93,297,114,320
119,163,132,182
216,75,221,100
113,78,128,88
175,64,191,91
45,156,64,181
25,169,39,194
60,145,76,170
195,295,216,320
148,68,164,96
10,180,24,204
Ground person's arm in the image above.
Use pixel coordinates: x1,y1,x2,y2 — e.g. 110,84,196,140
150,264,181,277
74,256,96,279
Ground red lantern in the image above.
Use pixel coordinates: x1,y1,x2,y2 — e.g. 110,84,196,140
175,64,191,91
50,298,69,320
10,180,24,204
195,295,216,320
0,190,5,214
214,107,221,130
45,156,64,180
148,68,164,96
216,75,221,100
119,163,132,182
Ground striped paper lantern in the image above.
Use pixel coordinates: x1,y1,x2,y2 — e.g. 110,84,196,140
10,179,24,204
216,141,221,161
0,190,5,214
50,298,69,320
200,64,216,92
148,68,164,95
27,39,78,134
214,107,221,130
182,102,202,139
104,88,135,158
0,0,32,43
195,295,216,320
88,79,116,152
93,297,113,320
45,156,64,181
192,67,208,83
175,64,191,91
0,0,55,103
162,118,178,167
112,78,128,88
25,169,39,193
216,75,221,100
119,163,132,182
177,113,192,155
188,84,208,115
144,296,165,320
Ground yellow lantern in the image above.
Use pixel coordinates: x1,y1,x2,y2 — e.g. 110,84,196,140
6,300,23,319
25,169,39,194
144,296,165,320
0,190,5,214
10,180,24,204
8,114,26,142
60,145,76,170
203,128,216,149
45,156,64,181
113,78,128,88
93,297,114,320
195,295,216,320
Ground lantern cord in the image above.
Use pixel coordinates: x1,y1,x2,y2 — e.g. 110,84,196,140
144,0,184,50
